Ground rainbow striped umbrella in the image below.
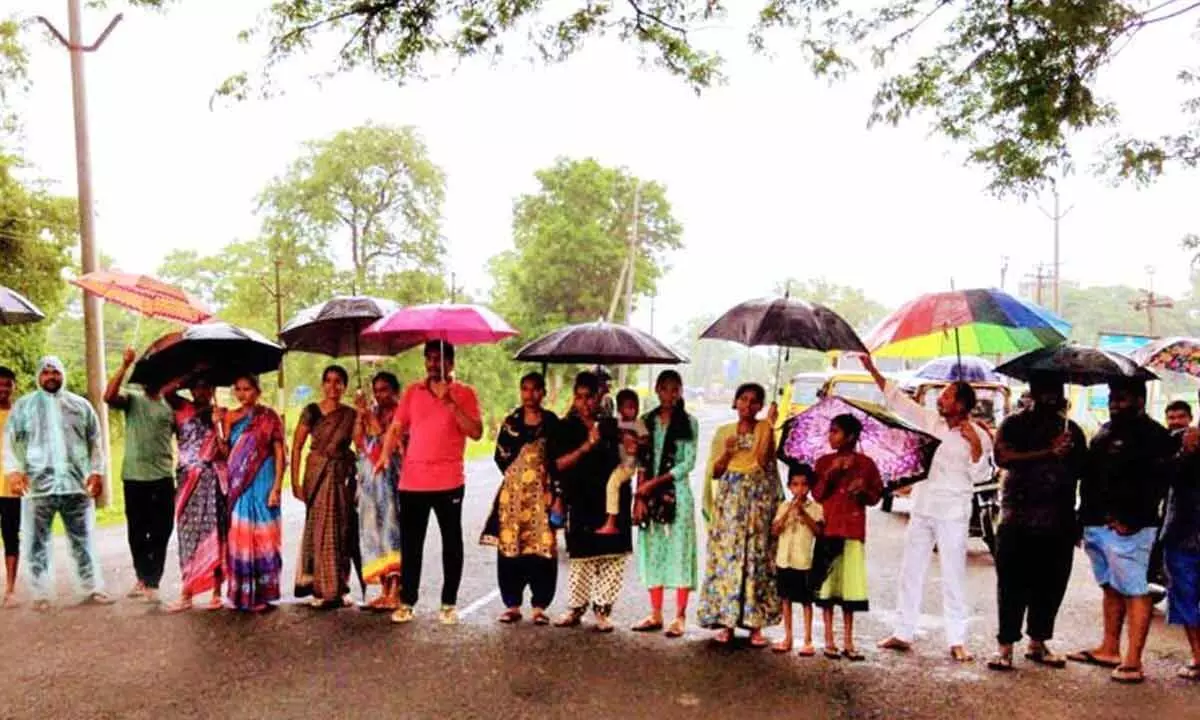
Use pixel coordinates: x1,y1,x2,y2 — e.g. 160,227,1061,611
864,288,1069,359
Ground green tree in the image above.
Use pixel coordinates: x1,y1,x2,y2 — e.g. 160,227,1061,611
123,1,1200,196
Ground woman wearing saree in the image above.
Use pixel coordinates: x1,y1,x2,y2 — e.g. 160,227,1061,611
481,372,559,625
166,378,227,613
292,365,358,608
698,383,784,645
632,370,700,639
222,374,286,613
355,371,403,611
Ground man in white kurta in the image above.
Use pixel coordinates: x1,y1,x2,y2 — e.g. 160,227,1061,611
863,356,993,661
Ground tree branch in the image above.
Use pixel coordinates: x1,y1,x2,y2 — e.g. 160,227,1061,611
626,0,688,36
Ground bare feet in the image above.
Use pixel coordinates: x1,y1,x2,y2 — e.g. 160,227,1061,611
877,636,912,652
206,595,224,611
950,645,975,663
749,630,769,648
2,593,18,609
165,597,194,614
772,640,793,653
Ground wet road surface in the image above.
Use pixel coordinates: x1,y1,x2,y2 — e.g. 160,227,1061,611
3,407,1199,719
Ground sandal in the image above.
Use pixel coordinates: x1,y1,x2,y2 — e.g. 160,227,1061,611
631,616,664,632
713,629,734,645
531,610,550,626
165,598,194,614
877,637,912,652
554,609,584,628
1025,648,1067,669
771,641,793,654
749,631,770,649
205,596,224,611
1066,649,1121,669
390,604,415,624
498,609,523,624
82,592,115,606
842,648,866,662
1111,665,1145,684
664,618,686,638
950,646,975,663
1178,663,1200,681
797,645,817,657
987,654,1015,672
823,646,842,660
593,615,615,633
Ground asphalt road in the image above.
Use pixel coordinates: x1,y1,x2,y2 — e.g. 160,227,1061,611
3,406,1199,719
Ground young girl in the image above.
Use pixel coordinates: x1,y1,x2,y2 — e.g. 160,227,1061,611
771,463,824,655
812,414,883,661
697,382,783,646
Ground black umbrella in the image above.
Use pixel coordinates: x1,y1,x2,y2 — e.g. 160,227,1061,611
513,320,688,365
994,343,1158,386
0,285,45,325
279,296,399,365
130,322,283,388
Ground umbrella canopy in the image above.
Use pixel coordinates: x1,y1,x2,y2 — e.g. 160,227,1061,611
699,296,868,353
279,296,398,357
779,395,940,485
1131,336,1200,378
864,288,1069,358
513,321,688,365
0,285,45,325
995,343,1157,386
71,270,212,324
130,322,283,388
360,303,518,354
913,355,1000,383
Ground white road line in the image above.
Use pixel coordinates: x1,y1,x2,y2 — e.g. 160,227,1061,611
458,589,501,618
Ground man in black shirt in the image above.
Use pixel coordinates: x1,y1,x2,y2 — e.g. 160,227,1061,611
987,374,1087,671
1068,380,1174,684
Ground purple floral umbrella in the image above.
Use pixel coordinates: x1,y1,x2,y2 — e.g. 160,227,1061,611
779,395,941,486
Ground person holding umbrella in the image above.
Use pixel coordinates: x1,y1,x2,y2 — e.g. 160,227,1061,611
862,354,992,663
986,374,1087,671
0,366,20,607
378,341,483,626
105,346,183,605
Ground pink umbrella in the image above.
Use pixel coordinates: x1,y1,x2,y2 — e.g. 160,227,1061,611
359,303,518,355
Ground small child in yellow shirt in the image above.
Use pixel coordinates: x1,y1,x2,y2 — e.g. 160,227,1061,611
771,463,824,656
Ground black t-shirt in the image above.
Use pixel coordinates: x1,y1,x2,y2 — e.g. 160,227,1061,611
547,413,630,558
1079,414,1175,531
995,411,1087,533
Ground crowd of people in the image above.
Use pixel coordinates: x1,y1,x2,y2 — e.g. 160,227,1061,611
1,340,1200,686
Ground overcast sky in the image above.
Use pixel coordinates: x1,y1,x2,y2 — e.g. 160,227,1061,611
11,1,1200,338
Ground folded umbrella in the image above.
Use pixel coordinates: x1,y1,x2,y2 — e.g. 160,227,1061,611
130,322,283,388
513,320,687,365
0,285,45,325
779,395,941,487
995,343,1157,386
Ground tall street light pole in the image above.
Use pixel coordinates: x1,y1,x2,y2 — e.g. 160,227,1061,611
36,5,123,500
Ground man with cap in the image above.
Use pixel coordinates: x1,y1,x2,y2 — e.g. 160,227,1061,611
1069,378,1175,683
2,357,113,610
987,374,1087,671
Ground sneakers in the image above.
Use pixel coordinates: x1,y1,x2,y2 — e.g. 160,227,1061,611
439,605,459,626
390,604,414,624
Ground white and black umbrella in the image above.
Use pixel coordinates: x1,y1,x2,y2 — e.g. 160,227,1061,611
280,296,399,382
0,285,45,325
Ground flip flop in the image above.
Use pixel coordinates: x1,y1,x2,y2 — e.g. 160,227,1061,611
1111,665,1145,684
987,654,1015,672
1066,650,1121,669
1025,649,1067,669
749,633,770,649
531,611,551,626
165,599,194,614
797,646,817,657
631,617,664,632
842,649,866,662
823,647,842,660
1178,663,1200,681
771,641,793,654
498,609,523,624
664,618,686,638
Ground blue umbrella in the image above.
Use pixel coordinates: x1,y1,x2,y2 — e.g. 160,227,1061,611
914,355,1000,383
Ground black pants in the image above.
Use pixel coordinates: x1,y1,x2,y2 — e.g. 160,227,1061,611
497,555,557,609
398,487,464,607
0,497,19,558
995,523,1074,645
124,478,176,589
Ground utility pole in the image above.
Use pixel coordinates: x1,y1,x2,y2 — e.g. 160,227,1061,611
999,255,1010,290
449,271,457,303
1038,181,1074,314
618,180,640,389
646,293,656,393
1132,266,1173,336
36,5,123,502
1025,264,1049,306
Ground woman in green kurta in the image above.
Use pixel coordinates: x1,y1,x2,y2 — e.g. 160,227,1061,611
631,370,699,639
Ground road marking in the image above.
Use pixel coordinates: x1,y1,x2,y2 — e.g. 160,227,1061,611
459,589,501,618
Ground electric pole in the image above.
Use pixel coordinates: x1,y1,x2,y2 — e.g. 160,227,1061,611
1000,255,1010,290
617,180,640,389
1132,266,1173,336
36,5,122,503
1024,264,1050,306
1038,181,1073,314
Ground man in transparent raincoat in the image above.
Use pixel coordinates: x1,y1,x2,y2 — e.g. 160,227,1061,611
2,356,114,609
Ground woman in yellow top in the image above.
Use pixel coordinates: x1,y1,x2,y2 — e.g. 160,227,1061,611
697,383,784,646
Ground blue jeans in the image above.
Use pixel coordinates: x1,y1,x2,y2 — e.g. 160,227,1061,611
22,494,103,600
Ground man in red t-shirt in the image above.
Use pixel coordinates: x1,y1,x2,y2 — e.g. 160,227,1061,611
377,341,482,625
